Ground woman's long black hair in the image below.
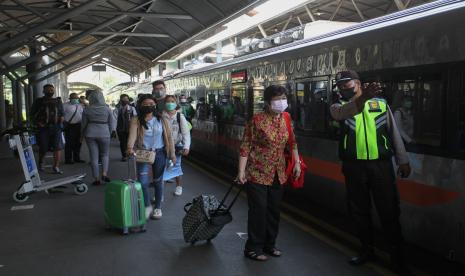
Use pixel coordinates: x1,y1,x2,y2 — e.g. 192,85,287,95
136,93,160,129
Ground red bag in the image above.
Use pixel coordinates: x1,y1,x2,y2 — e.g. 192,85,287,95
283,112,307,189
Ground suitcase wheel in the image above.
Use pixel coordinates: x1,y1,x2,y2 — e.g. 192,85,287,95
190,241,196,245
207,239,212,243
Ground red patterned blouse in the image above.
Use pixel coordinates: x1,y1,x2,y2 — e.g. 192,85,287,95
240,112,297,185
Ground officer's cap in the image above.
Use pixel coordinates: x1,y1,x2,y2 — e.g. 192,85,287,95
335,70,360,86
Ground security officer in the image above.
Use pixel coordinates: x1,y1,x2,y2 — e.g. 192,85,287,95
330,70,411,272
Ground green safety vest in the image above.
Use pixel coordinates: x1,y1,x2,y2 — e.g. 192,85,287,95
339,98,393,161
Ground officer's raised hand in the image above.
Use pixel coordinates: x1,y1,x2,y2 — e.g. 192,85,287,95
398,163,411,178
361,82,382,100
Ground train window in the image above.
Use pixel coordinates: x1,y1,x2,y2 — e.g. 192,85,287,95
231,84,247,123
295,79,329,133
391,79,442,147
253,86,265,114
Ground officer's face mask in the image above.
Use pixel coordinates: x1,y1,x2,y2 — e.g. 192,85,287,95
221,99,228,104
339,87,356,101
270,99,288,114
70,99,80,105
180,99,187,104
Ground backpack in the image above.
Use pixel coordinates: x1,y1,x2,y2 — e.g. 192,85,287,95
35,98,59,125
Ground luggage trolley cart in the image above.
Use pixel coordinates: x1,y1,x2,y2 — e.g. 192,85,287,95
4,128,88,203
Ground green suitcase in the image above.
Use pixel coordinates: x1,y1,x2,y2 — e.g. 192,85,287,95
104,159,146,235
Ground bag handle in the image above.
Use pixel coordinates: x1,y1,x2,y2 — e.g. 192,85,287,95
127,155,138,181
213,181,244,215
283,112,294,149
184,202,192,213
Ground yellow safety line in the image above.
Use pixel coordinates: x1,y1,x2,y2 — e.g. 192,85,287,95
185,158,429,276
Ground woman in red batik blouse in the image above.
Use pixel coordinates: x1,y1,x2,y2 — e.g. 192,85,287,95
237,85,301,261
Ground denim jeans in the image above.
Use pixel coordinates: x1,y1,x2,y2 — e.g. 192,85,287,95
137,148,166,208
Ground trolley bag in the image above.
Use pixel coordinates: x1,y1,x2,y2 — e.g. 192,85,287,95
182,182,243,244
104,157,146,235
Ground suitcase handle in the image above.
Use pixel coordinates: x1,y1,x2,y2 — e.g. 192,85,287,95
127,155,138,181
213,180,244,215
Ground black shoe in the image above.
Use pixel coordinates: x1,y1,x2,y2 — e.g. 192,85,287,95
92,180,101,186
348,250,375,266
102,176,111,183
121,157,127,162
74,159,85,163
65,161,74,165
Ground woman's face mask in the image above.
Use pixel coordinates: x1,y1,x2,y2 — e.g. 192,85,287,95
180,99,187,104
139,105,155,114
165,102,177,111
270,99,288,113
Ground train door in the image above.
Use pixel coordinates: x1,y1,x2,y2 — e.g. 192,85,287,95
295,77,329,134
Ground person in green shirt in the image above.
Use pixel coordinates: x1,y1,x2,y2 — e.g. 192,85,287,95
179,94,195,122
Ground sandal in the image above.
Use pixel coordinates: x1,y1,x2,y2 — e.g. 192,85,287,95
244,250,268,261
264,247,282,257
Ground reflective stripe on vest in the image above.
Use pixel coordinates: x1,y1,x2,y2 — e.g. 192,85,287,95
340,98,392,160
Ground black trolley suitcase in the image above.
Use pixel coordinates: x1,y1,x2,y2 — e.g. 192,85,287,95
182,182,243,245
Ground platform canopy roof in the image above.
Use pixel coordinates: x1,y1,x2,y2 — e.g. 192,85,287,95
0,0,432,80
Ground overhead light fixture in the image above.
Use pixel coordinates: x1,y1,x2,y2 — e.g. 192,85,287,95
246,9,258,17
91,54,101,59
158,59,177,63
102,57,110,62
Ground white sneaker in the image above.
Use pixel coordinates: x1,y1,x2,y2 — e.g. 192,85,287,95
151,208,162,219
174,186,183,196
145,206,153,219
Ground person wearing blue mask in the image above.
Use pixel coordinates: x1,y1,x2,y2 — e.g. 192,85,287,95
63,93,84,164
162,95,191,197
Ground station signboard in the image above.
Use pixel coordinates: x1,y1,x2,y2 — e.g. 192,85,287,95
231,70,247,84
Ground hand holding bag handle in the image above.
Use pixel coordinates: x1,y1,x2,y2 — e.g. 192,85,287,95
213,180,245,215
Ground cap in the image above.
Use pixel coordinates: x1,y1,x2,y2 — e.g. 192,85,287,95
335,70,360,85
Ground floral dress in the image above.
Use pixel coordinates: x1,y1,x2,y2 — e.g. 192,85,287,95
240,112,297,185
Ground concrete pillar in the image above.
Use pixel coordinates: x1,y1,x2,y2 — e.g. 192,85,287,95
0,76,5,130
216,41,223,63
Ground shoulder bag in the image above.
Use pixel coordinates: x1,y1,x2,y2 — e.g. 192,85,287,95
283,112,307,189
135,120,158,164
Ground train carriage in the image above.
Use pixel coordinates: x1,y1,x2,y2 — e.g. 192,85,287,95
163,0,465,264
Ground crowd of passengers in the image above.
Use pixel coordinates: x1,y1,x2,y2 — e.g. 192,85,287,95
30,71,411,274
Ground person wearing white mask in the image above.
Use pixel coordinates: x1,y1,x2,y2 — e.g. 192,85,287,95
236,85,301,261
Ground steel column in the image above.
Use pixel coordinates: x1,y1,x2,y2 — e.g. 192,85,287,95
0,76,5,130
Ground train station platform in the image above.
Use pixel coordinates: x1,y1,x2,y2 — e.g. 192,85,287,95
0,137,382,276
0,138,463,276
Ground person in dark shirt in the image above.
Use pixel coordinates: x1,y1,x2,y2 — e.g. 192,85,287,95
30,84,65,174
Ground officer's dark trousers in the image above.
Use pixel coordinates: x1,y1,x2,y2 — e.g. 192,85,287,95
342,160,403,250
117,131,129,158
245,176,283,253
64,123,82,162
